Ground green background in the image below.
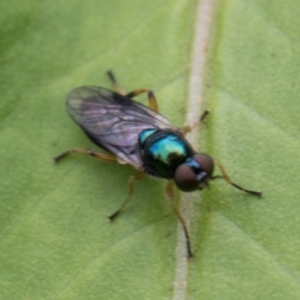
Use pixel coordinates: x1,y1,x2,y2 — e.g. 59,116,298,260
0,0,299,299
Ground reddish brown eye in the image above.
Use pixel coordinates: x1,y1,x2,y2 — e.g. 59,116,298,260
174,164,199,192
193,153,214,178
174,153,214,192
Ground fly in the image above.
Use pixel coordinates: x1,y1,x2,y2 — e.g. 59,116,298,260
54,70,262,258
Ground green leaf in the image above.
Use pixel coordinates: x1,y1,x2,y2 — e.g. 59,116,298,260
187,1,300,299
0,0,299,299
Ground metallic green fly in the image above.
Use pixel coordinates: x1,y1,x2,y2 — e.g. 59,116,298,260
54,70,262,258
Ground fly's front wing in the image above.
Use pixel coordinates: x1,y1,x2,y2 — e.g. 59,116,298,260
66,86,181,171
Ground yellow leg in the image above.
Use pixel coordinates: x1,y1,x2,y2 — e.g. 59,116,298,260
54,148,118,163
106,70,159,112
214,159,263,197
183,109,210,135
108,172,148,221
166,181,193,258
107,69,126,95
126,89,159,112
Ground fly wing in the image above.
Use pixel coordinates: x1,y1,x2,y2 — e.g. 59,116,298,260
66,86,181,170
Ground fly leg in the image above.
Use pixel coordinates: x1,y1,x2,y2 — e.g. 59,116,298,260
166,181,193,258
107,70,126,95
126,89,158,112
54,148,118,163
213,159,263,197
108,172,147,221
183,109,210,135
106,70,159,112
54,149,148,219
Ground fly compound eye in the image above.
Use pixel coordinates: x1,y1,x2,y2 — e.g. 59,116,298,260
174,164,199,192
174,153,214,192
193,153,214,178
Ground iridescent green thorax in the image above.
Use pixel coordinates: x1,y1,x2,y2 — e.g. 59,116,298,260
138,129,195,178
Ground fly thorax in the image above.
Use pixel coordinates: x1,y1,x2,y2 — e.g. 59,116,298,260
138,129,194,178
